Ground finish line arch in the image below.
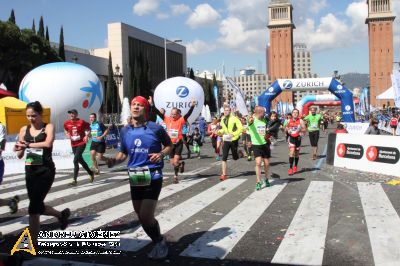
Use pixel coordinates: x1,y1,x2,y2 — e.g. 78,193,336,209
258,78,355,122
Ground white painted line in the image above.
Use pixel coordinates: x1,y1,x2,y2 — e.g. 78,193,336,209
0,174,68,192
22,257,112,266
0,176,129,234
1,174,26,183
118,178,246,252
180,180,287,259
358,182,400,266
271,181,333,265
0,175,127,215
67,177,207,231
313,144,327,173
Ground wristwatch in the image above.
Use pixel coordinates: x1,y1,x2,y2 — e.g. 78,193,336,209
159,151,165,159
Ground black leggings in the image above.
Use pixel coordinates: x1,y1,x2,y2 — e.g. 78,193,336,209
72,144,93,180
26,165,55,214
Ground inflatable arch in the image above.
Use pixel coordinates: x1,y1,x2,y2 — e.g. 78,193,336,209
302,98,360,116
296,94,360,116
258,78,355,122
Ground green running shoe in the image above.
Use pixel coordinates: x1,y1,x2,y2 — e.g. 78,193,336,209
255,182,262,191
264,179,271,187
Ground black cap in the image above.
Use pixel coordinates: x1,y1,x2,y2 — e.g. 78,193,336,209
68,109,78,115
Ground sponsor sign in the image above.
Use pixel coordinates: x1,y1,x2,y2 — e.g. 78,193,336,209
334,134,400,177
342,122,369,134
277,78,332,91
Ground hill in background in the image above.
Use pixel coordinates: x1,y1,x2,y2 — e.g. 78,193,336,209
341,73,369,89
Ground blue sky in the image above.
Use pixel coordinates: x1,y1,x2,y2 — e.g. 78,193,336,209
1,0,399,79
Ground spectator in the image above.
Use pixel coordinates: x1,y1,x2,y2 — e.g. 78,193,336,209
335,123,348,133
365,118,380,135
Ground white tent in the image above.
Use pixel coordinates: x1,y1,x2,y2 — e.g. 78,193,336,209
376,87,394,100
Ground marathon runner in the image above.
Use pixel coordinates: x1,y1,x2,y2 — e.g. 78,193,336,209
107,96,172,259
247,106,271,191
207,117,221,160
217,105,243,181
88,113,109,174
303,107,323,160
286,109,306,175
150,97,196,184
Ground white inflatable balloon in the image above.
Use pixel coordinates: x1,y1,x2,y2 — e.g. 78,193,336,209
153,77,204,124
19,62,103,132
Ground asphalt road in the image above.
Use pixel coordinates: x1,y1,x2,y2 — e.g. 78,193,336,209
0,126,399,266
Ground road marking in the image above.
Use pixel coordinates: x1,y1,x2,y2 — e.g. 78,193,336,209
0,174,68,194
67,177,207,231
180,180,287,259
118,178,246,252
358,182,400,266
313,144,327,173
271,181,333,265
1,174,26,183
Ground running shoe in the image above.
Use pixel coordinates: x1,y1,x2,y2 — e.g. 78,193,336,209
288,168,293,176
89,173,95,183
173,176,179,184
8,195,19,214
94,168,100,175
255,182,262,191
216,155,220,161
293,166,298,173
264,179,271,187
219,175,228,181
59,208,71,230
69,180,77,186
179,161,185,173
147,237,168,259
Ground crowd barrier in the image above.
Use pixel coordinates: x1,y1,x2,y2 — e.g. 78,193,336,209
326,133,400,177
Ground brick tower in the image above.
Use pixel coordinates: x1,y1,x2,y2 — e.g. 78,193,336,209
267,0,295,103
366,0,396,107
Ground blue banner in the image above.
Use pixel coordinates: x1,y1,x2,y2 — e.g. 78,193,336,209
106,127,119,147
213,85,219,116
328,79,355,122
258,80,282,115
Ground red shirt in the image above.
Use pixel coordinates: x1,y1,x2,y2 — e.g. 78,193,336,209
64,119,90,147
287,118,302,137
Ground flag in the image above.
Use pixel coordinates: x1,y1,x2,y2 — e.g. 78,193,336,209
213,85,220,116
392,71,400,108
226,78,249,116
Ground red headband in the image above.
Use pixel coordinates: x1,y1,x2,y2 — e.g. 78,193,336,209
131,96,150,119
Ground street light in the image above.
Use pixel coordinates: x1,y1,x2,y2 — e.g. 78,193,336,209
113,64,123,122
164,38,182,79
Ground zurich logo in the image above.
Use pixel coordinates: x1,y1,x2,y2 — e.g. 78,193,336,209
134,139,142,147
268,87,274,93
176,86,189,98
345,105,351,111
282,80,293,90
337,85,343,90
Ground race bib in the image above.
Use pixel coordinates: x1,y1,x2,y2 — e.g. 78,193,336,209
169,129,179,138
256,125,266,136
128,166,151,187
310,122,318,129
290,126,299,133
223,134,232,142
71,135,81,141
25,148,43,165
91,130,98,138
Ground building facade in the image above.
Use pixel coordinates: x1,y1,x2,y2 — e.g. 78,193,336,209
267,0,295,103
366,0,395,107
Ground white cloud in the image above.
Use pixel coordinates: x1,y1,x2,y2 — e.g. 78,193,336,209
186,4,220,29
133,0,159,16
187,39,216,55
171,4,191,16
157,13,170,20
225,0,267,29
310,0,328,14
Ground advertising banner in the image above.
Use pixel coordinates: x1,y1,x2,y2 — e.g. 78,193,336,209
342,122,369,134
334,134,400,177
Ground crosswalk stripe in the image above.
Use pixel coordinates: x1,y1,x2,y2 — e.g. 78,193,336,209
0,175,127,215
271,181,333,266
1,174,26,184
67,177,207,231
118,178,247,252
0,174,68,195
358,182,400,266
180,180,288,259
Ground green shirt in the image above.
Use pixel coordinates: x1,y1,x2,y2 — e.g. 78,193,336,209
248,117,267,145
304,114,322,132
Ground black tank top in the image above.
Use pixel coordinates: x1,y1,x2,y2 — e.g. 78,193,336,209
24,124,53,166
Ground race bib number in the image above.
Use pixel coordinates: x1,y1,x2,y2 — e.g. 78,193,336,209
71,135,81,141
310,122,318,129
290,126,299,133
256,125,266,136
169,129,179,138
128,166,151,187
91,130,98,138
223,134,232,142
25,148,43,165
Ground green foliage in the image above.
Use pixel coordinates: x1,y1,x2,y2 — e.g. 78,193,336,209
8,9,16,24
189,68,195,80
128,53,151,99
45,26,49,42
203,73,211,105
58,26,65,61
0,20,61,95
38,16,44,38
31,19,36,33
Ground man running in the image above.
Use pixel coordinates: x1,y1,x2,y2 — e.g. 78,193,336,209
107,96,173,259
217,105,243,181
248,106,271,191
150,97,196,184
89,113,109,174
286,109,306,175
303,107,323,160
64,109,94,185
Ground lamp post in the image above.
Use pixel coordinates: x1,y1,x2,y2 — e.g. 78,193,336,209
164,39,182,79
113,64,123,123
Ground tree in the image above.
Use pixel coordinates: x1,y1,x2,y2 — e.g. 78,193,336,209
38,16,44,38
189,68,195,80
8,9,16,24
31,19,36,33
58,26,65,61
45,26,49,42
203,73,211,106
106,52,118,114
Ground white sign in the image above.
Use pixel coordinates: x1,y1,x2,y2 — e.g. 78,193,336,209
342,122,369,134
334,134,400,177
2,139,74,175
277,78,332,91
153,77,204,124
19,62,103,133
